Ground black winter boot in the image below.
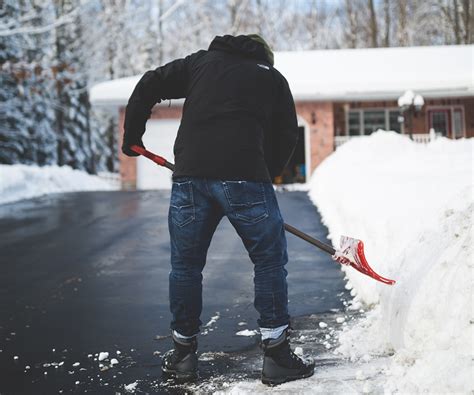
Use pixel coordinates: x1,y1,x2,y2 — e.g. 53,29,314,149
261,329,315,386
161,331,198,383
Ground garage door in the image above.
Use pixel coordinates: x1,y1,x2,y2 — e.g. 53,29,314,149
136,119,180,189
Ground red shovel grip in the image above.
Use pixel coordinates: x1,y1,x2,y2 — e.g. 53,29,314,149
130,145,175,171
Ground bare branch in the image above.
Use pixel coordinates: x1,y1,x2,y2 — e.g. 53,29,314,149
160,0,186,22
0,7,78,37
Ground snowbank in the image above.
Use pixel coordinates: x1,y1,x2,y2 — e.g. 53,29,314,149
0,164,119,205
310,131,473,393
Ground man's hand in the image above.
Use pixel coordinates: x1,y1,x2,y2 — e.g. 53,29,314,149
122,139,145,157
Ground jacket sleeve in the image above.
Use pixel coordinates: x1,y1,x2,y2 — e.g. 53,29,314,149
122,51,204,147
265,76,299,179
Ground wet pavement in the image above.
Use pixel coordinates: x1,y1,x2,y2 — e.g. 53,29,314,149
0,190,348,394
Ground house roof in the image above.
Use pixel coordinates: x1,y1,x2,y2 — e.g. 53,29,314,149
90,45,474,106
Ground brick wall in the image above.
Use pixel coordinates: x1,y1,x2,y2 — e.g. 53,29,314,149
295,102,334,173
149,105,183,120
118,108,137,190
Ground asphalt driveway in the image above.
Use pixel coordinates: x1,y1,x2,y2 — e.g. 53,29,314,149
0,190,348,394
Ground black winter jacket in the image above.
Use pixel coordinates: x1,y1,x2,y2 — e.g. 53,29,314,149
123,35,299,181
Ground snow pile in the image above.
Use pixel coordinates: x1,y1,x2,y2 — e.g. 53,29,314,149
310,131,473,393
0,164,119,205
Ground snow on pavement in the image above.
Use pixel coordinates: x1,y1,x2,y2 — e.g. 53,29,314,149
235,329,259,337
124,381,138,392
0,164,118,205
223,132,472,394
204,312,221,327
215,357,390,395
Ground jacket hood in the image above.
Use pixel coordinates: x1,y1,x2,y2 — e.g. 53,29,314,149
208,35,274,65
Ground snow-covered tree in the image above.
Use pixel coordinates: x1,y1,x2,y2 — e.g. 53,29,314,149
0,1,30,164
53,0,94,172
25,1,57,166
0,0,57,165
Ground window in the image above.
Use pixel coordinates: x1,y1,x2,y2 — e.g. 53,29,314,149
363,111,385,135
348,112,361,136
428,107,465,138
430,110,449,136
453,109,464,138
347,108,402,135
388,110,402,133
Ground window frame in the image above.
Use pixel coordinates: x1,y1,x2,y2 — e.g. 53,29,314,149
345,107,404,136
426,105,465,139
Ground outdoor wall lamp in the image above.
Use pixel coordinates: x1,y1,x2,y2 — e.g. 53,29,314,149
398,90,425,112
398,90,425,135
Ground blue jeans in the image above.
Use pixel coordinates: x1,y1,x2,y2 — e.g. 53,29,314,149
168,177,289,337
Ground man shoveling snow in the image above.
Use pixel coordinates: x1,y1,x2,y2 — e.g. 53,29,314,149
122,34,314,385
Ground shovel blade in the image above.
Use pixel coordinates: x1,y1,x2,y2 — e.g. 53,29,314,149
333,236,396,285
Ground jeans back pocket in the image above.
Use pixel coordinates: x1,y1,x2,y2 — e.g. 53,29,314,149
170,180,195,227
223,181,269,223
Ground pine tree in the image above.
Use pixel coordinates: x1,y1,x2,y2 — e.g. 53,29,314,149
0,1,31,164
53,0,94,172
27,0,57,166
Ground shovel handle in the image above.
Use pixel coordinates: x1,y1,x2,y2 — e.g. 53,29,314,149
283,223,336,255
131,145,175,171
130,145,337,257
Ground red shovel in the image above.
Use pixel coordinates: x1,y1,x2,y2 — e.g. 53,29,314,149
131,145,396,285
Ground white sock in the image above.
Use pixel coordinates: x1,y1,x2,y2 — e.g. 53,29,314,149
260,324,288,340
173,330,198,340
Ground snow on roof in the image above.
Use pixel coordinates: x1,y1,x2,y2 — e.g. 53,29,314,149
90,45,474,106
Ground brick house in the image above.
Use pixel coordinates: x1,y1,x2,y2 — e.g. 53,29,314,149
90,44,473,189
